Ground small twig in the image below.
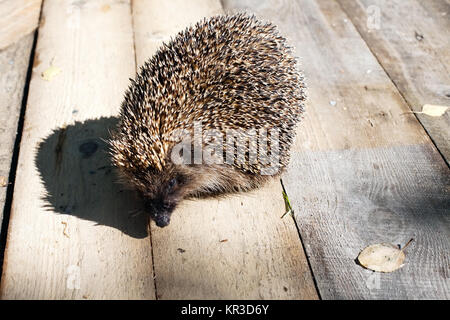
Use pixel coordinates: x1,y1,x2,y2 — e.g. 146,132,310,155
401,238,414,252
61,221,69,238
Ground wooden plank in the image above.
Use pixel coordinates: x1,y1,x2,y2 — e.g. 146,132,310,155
132,0,318,299
223,0,450,299
0,34,34,238
0,0,42,50
0,0,155,299
337,0,450,163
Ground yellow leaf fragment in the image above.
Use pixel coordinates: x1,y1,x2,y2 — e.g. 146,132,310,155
421,104,449,117
41,65,61,81
0,176,7,187
357,243,405,272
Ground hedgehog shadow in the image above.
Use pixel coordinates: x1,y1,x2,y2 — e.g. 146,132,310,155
35,117,148,239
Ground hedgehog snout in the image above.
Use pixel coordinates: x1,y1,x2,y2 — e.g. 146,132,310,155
145,198,176,228
153,212,171,228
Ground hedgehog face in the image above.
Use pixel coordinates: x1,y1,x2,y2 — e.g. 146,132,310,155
139,166,190,228
139,161,222,227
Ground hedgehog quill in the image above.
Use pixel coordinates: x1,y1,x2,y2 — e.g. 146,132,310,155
109,13,306,227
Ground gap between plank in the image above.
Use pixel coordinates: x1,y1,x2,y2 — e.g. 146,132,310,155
0,28,40,284
335,0,449,168
280,178,322,300
129,0,158,300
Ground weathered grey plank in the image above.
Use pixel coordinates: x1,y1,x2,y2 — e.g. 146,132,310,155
287,145,449,299
132,0,318,299
223,0,450,299
0,0,155,299
337,0,450,164
0,34,34,238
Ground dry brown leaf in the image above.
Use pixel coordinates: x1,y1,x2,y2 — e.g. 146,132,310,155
41,64,61,81
357,239,413,273
0,176,7,187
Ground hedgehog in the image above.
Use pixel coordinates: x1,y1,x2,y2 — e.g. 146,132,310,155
109,13,306,227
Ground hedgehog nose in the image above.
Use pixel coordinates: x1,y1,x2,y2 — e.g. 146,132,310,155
154,215,170,228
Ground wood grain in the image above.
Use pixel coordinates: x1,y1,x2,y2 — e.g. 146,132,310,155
0,0,155,299
286,145,449,299
132,0,318,299
0,34,34,237
0,0,42,50
337,0,450,163
133,0,223,68
223,0,449,299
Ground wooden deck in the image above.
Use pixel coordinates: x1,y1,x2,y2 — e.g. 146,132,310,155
0,0,448,299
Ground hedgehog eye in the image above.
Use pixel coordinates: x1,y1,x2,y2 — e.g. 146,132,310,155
168,178,177,191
